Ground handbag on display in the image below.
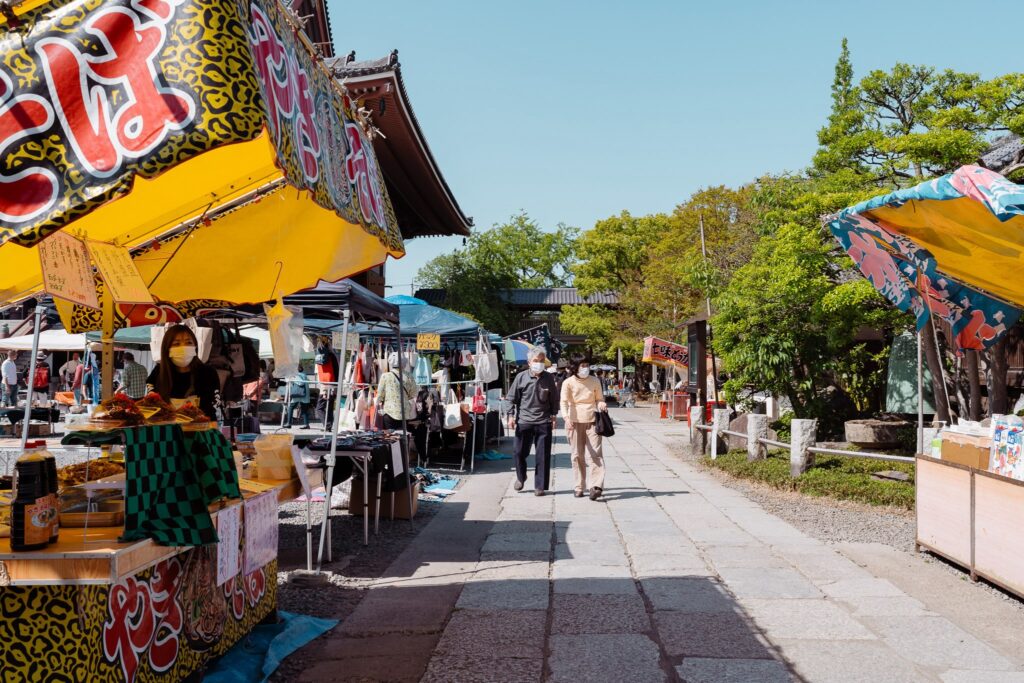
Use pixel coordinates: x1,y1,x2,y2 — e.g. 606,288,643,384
471,384,487,414
443,402,463,430
474,332,499,384
594,410,615,437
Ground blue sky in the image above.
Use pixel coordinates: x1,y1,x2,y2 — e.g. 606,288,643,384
326,0,1022,291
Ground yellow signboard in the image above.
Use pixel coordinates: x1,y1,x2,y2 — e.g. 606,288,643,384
37,232,100,309
86,240,154,304
417,333,441,351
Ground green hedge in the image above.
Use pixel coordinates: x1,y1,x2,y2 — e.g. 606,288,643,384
704,449,915,510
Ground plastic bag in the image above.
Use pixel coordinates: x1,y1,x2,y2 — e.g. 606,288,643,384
474,333,499,383
264,298,304,379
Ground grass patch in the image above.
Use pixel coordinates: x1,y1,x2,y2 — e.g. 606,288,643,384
704,449,915,510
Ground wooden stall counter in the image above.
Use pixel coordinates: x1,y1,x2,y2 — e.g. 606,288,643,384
0,476,300,587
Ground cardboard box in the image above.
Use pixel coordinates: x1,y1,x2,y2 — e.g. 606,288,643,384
941,432,991,470
349,479,420,520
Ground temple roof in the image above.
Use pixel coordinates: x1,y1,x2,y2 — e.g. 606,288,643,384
415,288,619,310
329,51,473,239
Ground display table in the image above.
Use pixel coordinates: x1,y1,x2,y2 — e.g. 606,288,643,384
916,455,1024,598
0,477,298,682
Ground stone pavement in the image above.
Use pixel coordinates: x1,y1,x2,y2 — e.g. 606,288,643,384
296,408,1024,683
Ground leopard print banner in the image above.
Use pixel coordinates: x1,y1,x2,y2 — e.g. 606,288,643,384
55,273,234,334
0,0,401,252
0,555,277,683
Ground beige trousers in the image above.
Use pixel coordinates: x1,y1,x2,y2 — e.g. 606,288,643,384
567,422,605,492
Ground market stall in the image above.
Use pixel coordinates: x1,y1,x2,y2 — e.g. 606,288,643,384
355,299,503,472
642,336,691,420
828,164,1024,598
0,0,406,676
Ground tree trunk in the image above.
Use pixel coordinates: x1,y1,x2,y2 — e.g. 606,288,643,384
989,336,1009,416
920,325,951,423
966,350,982,421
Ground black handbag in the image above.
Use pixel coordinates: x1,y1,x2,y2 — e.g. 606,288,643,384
594,410,615,437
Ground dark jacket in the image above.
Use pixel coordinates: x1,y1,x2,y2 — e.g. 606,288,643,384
510,370,559,425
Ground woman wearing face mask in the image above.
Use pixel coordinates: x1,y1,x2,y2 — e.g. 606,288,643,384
147,324,220,419
560,353,608,500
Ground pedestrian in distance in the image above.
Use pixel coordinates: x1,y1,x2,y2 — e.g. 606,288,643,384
1,351,18,407
560,353,608,500
509,346,559,496
120,352,148,401
284,362,312,429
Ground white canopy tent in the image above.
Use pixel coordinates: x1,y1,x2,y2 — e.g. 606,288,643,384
0,329,87,352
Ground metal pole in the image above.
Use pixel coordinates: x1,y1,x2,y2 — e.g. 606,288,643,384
317,310,350,570
101,291,114,400
397,329,414,527
699,214,722,405
20,305,44,449
917,330,924,455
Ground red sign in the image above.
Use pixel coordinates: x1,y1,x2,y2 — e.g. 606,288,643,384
642,336,689,369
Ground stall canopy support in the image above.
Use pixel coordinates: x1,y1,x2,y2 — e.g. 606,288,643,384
317,309,351,571
19,304,44,450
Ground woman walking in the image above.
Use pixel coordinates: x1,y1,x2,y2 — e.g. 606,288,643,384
560,353,608,500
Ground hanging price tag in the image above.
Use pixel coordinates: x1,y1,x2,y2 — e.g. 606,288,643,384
38,232,100,308
417,333,440,351
86,240,153,304
332,331,359,351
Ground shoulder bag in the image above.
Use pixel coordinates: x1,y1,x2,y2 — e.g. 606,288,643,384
594,410,615,437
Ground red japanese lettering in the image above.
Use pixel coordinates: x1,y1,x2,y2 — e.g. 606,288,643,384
248,3,320,183
35,0,193,178
0,69,57,222
345,122,386,227
102,557,184,682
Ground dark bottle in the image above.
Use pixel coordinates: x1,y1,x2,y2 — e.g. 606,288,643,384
10,447,52,552
31,441,60,544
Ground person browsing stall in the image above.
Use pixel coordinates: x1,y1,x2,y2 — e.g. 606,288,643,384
376,352,419,429
147,324,219,418
509,347,559,496
560,353,608,500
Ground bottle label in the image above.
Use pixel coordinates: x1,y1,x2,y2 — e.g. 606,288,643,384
25,496,54,545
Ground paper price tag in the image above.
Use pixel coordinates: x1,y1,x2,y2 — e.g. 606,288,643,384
417,333,440,351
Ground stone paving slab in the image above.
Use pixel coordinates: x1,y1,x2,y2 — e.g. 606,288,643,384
655,611,777,660
548,634,666,683
775,638,931,682
640,577,738,613
863,615,1014,671
550,593,650,634
432,609,547,659
421,654,544,683
716,566,825,600
675,657,794,683
743,598,877,641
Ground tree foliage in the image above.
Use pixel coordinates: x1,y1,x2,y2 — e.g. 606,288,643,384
416,212,578,333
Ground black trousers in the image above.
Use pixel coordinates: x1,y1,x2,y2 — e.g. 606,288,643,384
514,422,553,491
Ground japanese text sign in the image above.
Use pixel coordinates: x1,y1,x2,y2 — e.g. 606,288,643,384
417,333,441,351
642,336,689,370
38,231,99,309
86,240,154,304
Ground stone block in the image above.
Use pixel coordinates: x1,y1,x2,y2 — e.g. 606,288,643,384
747,413,770,461
790,418,817,476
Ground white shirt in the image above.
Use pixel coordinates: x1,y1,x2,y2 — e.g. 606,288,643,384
2,359,16,385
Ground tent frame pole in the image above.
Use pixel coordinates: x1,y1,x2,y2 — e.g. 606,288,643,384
317,310,350,571
397,325,414,528
917,330,925,455
19,305,44,450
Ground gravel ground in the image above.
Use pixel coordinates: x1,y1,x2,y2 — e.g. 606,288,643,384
270,486,445,682
676,444,1024,609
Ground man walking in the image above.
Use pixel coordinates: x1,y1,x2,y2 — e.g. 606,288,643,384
120,352,148,400
1,351,17,406
509,347,559,496
60,353,82,392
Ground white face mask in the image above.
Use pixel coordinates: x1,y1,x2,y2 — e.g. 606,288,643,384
168,346,197,368
578,367,590,378
530,362,545,374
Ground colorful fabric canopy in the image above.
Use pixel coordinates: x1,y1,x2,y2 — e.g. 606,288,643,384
0,0,404,331
828,165,1024,350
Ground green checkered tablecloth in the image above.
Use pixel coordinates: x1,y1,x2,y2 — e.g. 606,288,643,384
183,427,242,503
121,425,222,546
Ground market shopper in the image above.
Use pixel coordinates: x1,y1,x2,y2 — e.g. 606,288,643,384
120,352,148,400
509,347,559,496
148,324,219,418
376,352,418,429
2,351,17,406
59,353,82,391
560,353,608,500
284,363,312,429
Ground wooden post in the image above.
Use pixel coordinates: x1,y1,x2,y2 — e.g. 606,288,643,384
790,418,816,477
747,413,769,462
100,289,115,400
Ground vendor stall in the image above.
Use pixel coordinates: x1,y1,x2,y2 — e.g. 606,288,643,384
0,0,406,677
828,164,1024,599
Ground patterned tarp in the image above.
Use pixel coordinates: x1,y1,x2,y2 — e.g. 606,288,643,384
828,165,1024,350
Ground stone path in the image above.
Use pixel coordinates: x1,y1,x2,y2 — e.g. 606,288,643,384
295,409,1024,682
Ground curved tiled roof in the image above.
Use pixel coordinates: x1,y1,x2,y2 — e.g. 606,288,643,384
415,288,619,308
329,52,472,239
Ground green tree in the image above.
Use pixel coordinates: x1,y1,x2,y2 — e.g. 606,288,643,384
416,212,579,333
561,211,670,359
